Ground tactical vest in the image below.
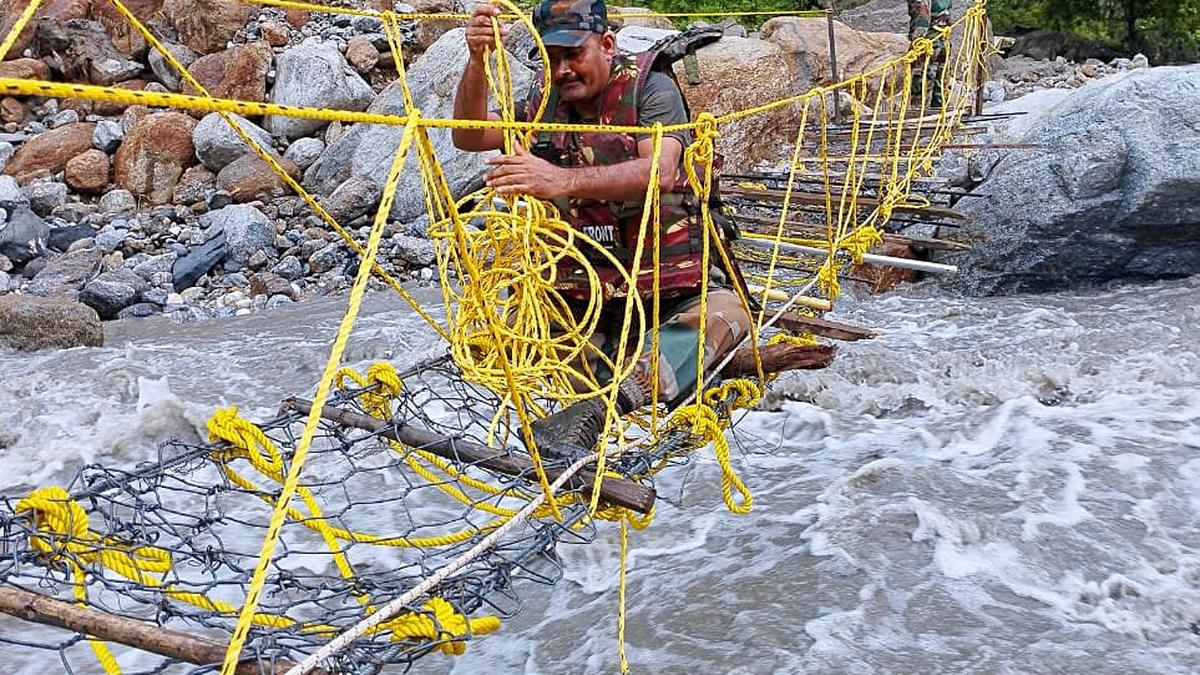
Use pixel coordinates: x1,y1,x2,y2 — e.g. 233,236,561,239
525,50,708,302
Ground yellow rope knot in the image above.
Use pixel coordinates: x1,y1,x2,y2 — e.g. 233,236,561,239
380,597,501,655
684,111,719,196
207,406,285,477
837,225,883,265
670,405,753,514
767,332,817,347
703,378,762,411
335,362,404,418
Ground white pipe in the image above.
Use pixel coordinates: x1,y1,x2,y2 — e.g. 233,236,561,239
740,237,959,274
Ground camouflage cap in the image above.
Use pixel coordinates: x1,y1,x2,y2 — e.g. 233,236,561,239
532,0,610,48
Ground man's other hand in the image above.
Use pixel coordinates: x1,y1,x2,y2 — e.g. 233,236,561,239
485,144,571,200
466,3,507,64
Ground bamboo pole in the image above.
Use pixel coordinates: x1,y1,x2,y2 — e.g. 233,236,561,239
0,586,311,675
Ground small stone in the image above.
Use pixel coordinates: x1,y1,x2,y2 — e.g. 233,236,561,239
272,254,303,280
147,41,199,92
345,36,380,73
180,286,205,303
247,248,269,269
308,242,341,273
1,98,27,125
27,246,101,298
92,120,124,153
47,223,94,252
132,251,178,281
215,152,299,203
0,254,11,272
260,21,290,47
100,189,137,214
95,228,127,252
418,266,433,281
201,204,274,266
265,293,292,309
208,190,233,210
117,302,160,319
392,233,435,266
1079,63,1098,78
22,182,68,217
65,149,111,194
0,270,9,292
47,109,80,129
0,141,13,171
79,268,147,319
1131,53,1149,69
283,137,324,171
0,175,29,211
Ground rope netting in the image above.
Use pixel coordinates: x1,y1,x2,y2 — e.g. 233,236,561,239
0,0,997,672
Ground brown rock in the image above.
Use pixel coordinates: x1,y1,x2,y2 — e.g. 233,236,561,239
162,0,251,55
173,163,214,204
0,293,103,351
250,271,296,299
215,152,297,203
0,97,26,124
283,8,309,29
3,122,96,178
64,148,109,193
853,242,919,292
0,58,51,80
260,21,289,47
113,111,196,204
92,78,148,116
181,41,272,102
345,36,379,74
119,103,149,130
410,0,458,52
14,169,52,186
0,0,91,62
760,17,908,85
88,0,163,59
671,37,810,173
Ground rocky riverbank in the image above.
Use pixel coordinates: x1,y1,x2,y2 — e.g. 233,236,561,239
0,0,1178,350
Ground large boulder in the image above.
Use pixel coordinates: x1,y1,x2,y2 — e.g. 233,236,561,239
935,66,1200,295
35,18,144,86
89,0,164,59
670,36,811,173
304,29,531,224
114,111,197,205
265,39,375,140
162,0,251,55
0,293,103,351
181,41,272,103
215,151,298,203
760,17,908,85
0,0,90,63
193,112,276,172
3,122,96,179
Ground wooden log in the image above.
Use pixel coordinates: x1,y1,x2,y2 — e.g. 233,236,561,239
775,312,879,341
721,343,836,377
0,586,308,675
282,398,657,514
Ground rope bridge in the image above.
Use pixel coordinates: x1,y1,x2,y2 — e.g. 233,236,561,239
0,0,997,672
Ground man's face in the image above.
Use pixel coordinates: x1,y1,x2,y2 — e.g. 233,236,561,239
547,33,615,105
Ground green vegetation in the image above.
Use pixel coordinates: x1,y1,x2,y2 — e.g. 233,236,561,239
990,0,1200,63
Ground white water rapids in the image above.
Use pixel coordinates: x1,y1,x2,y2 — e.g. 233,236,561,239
2,276,1199,673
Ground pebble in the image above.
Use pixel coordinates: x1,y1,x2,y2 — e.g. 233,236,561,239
47,109,79,129
100,189,137,215
0,270,9,293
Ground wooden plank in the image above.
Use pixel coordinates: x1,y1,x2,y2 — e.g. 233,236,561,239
0,586,308,675
721,343,836,376
722,185,968,221
283,398,657,514
775,312,879,341
732,214,969,251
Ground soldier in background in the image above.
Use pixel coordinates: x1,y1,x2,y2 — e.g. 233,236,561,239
908,0,952,106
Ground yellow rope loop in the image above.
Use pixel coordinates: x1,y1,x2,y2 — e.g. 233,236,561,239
206,406,284,477
336,362,405,418
683,112,719,197
379,597,501,655
702,378,762,411
670,405,753,514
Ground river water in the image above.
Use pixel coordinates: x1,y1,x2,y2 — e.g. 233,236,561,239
2,276,1199,674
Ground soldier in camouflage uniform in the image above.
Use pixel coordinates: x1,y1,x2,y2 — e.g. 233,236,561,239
908,0,952,106
452,0,753,456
